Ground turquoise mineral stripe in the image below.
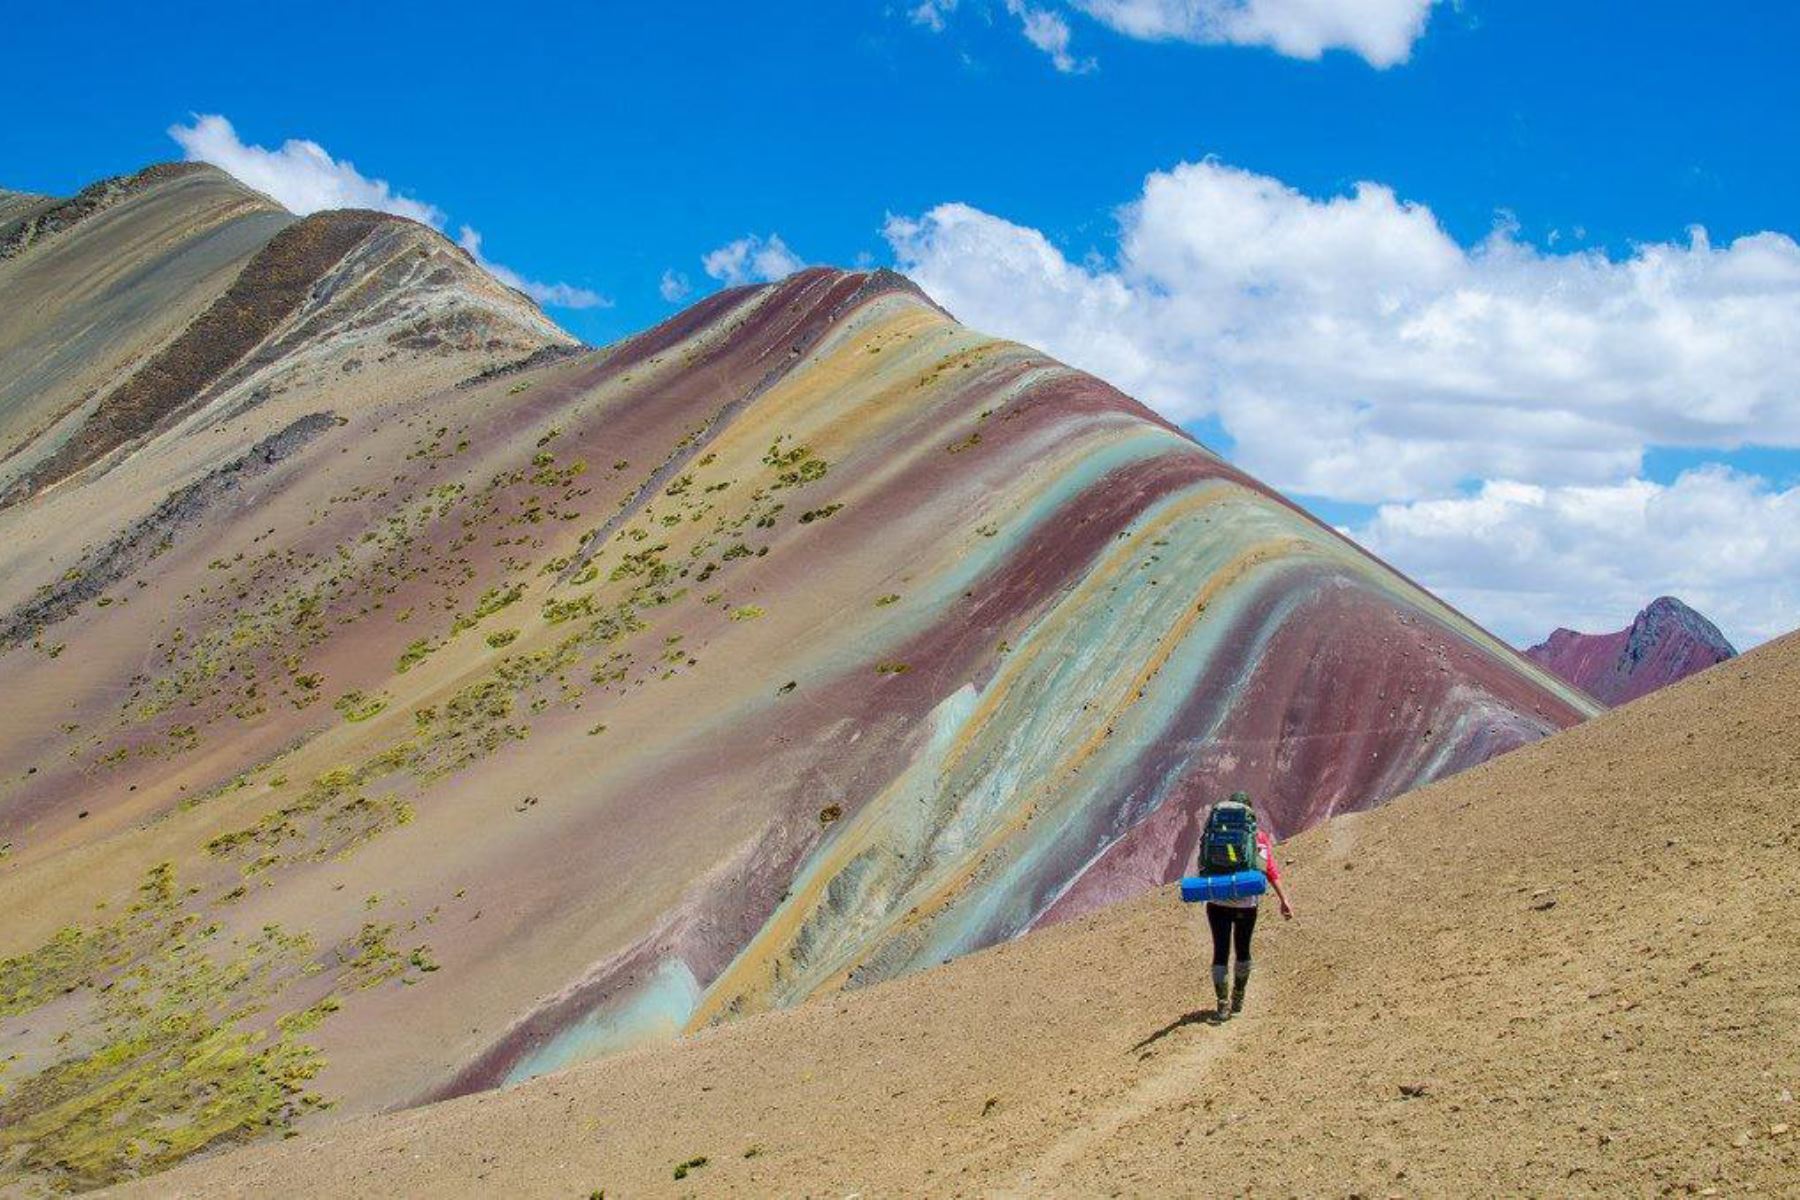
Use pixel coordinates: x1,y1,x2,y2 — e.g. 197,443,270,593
501,957,701,1086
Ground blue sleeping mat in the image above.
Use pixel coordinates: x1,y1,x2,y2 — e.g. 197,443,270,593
1180,870,1267,903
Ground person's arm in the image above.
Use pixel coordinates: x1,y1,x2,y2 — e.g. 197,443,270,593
1269,874,1294,919
1256,829,1294,919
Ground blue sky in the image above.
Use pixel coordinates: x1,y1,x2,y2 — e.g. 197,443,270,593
4,1,1798,646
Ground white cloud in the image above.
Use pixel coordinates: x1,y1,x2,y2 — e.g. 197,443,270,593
1007,0,1093,72
910,0,960,32
1351,469,1800,648
168,113,445,226
886,156,1800,645
659,269,693,303
455,227,606,310
907,0,1093,73
702,234,805,286
885,159,1800,504
1074,0,1438,67
168,114,606,309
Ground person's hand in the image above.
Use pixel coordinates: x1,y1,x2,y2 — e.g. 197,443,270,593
1279,899,1295,920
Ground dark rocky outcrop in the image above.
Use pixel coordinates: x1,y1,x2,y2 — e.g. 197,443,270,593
0,411,338,648
0,163,214,260
0,210,387,505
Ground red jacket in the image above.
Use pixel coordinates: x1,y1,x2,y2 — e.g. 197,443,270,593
1256,829,1281,883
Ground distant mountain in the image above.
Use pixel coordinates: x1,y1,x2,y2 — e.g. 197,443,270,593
1525,596,1736,706
0,161,1594,1191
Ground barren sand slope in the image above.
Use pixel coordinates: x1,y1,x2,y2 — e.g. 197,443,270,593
121,633,1800,1198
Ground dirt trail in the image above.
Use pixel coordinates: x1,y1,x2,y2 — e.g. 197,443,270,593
1005,1017,1240,1193
116,632,1800,1198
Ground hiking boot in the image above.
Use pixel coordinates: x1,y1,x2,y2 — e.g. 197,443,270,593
1212,969,1230,1021
1230,963,1251,1014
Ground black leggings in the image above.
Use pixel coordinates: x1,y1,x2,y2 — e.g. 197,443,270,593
1206,903,1258,967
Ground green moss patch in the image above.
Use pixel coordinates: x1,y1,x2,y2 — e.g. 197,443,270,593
0,866,333,1193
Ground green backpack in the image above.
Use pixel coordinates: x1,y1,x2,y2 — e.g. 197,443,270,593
1198,795,1259,876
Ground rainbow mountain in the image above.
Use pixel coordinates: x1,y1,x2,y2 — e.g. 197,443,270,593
0,162,1595,1191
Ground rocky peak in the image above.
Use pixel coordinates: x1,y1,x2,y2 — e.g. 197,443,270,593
1525,596,1736,706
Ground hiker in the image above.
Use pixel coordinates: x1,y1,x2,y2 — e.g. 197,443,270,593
1198,790,1293,1020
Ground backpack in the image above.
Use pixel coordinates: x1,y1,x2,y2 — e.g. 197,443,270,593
1198,799,1260,876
